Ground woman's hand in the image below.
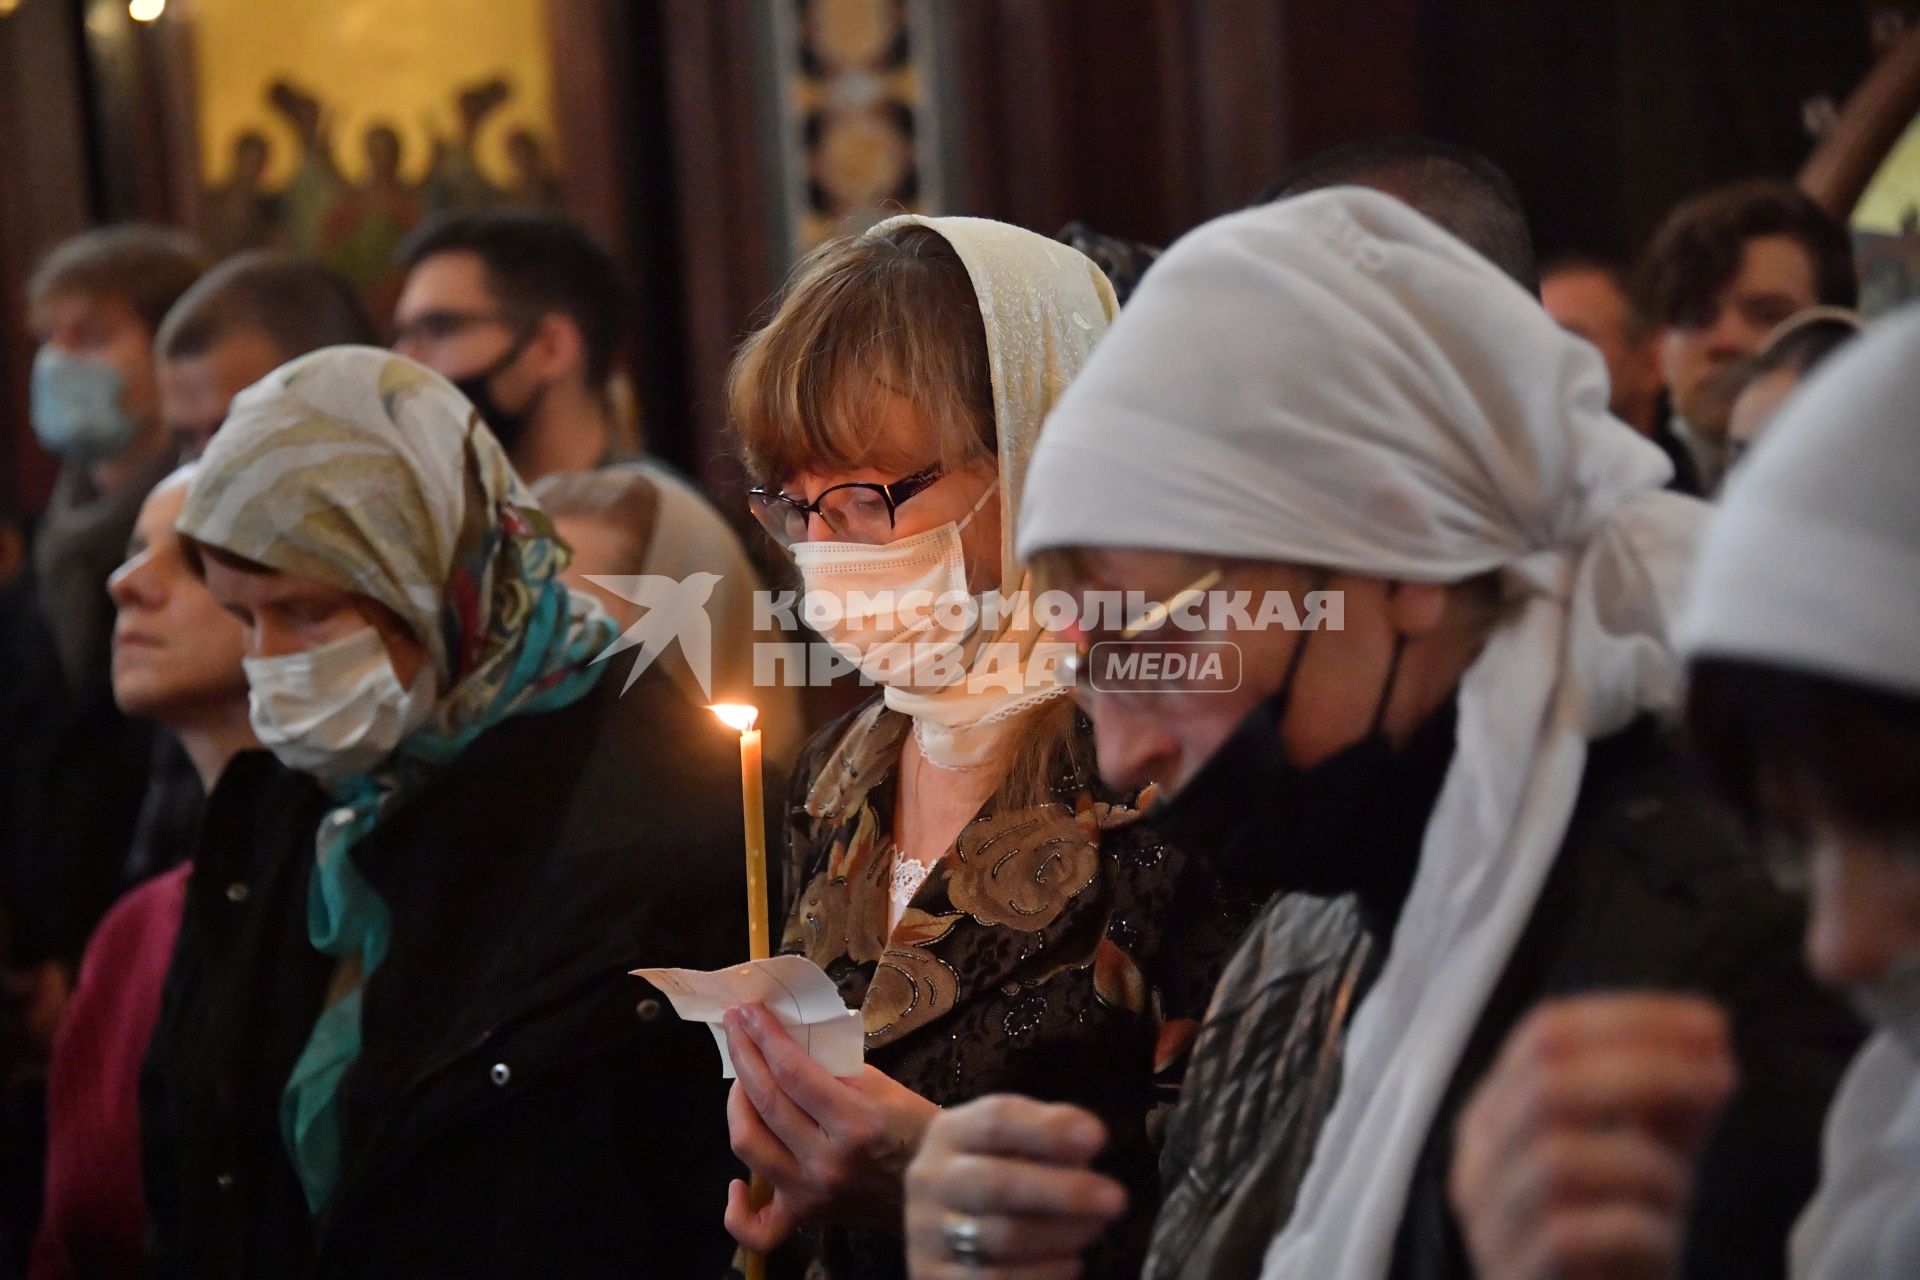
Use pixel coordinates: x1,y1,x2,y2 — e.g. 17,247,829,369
904,1096,1127,1278
1448,994,1737,1280
724,1002,941,1246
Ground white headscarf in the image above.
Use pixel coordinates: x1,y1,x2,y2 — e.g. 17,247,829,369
1679,304,1920,1280
870,214,1119,769
1790,1033,1920,1279
1018,187,1707,1280
1679,304,1916,696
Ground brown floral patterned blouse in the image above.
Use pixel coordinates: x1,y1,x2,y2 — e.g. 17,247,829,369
770,699,1273,1280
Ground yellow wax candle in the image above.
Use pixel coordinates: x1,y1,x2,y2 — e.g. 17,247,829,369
710,703,770,960
710,704,774,1280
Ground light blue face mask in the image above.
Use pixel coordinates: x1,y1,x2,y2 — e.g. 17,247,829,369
30,346,142,460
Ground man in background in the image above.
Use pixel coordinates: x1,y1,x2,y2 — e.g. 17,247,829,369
1267,135,1539,292
25,227,204,704
392,210,638,480
2,224,203,1280
5,227,204,1004
1541,256,1665,435
392,210,802,751
154,250,376,458
1540,255,1693,487
1633,180,1855,495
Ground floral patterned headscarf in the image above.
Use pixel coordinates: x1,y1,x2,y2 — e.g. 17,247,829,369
178,345,616,1210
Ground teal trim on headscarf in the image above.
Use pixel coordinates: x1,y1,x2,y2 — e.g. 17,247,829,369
280,570,616,1213
180,349,624,1213
279,778,389,1212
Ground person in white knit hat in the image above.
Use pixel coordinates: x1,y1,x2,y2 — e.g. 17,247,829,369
1452,302,1920,1280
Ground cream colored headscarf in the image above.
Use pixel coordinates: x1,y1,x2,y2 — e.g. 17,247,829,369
869,214,1119,769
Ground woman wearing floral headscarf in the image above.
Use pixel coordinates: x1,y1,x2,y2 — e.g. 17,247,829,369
720,217,1276,1279
143,345,751,1279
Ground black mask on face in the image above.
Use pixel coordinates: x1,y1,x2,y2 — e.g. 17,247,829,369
452,328,543,455
1142,617,1410,906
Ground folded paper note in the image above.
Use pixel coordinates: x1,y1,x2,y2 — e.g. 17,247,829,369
631,954,865,1079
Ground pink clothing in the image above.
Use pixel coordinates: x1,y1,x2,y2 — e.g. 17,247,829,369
29,864,188,1280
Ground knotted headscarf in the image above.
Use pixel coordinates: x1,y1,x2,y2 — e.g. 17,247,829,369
1018,188,1707,1279
178,345,616,1210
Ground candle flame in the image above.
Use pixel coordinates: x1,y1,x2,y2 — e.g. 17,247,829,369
709,703,759,733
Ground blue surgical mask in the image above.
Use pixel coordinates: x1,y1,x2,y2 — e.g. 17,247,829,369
31,346,142,460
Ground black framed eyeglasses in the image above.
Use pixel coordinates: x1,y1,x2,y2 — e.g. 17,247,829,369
747,464,946,546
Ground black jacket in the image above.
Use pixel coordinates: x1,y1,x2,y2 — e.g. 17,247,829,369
1652,414,1706,498
143,664,756,1279
0,568,153,970
1147,716,1863,1280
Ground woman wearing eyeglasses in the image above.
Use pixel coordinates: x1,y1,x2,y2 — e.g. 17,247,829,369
720,216,1275,1280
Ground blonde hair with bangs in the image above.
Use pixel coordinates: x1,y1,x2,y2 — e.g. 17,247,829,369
732,222,1098,812
729,223,997,487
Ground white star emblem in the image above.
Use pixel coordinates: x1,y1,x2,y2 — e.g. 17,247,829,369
584,572,724,697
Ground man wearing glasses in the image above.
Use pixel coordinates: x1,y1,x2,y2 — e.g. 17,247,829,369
392,211,796,753
392,210,633,481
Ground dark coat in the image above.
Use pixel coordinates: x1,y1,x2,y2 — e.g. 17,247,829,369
142,664,757,1279
6,452,179,969
1652,414,1707,498
1146,716,1863,1280
0,568,153,971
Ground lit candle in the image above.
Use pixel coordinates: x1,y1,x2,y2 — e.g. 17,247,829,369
710,703,772,1279
710,703,770,959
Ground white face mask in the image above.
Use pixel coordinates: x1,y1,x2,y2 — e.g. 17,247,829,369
791,483,995,689
1851,947,1920,1062
243,625,436,784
